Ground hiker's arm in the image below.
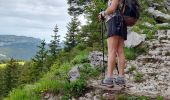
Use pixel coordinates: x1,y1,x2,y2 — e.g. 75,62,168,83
105,0,119,15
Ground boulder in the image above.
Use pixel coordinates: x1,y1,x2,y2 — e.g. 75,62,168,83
164,0,170,11
68,66,80,81
147,7,170,22
88,51,107,68
124,32,146,48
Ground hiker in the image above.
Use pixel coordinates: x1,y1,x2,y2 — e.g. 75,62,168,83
98,0,127,87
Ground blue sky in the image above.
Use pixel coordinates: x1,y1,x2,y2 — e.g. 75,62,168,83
0,0,71,43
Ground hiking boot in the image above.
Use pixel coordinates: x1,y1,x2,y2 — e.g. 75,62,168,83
114,76,126,85
100,77,114,88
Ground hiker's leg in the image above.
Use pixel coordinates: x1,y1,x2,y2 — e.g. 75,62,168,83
107,36,119,77
117,37,125,76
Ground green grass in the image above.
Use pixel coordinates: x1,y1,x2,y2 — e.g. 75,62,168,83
124,45,148,60
0,61,25,68
134,71,143,82
127,65,137,74
5,54,101,100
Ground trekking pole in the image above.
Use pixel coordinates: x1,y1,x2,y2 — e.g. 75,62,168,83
100,9,105,77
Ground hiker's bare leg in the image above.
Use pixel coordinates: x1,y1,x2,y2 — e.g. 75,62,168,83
117,37,125,76
107,36,119,77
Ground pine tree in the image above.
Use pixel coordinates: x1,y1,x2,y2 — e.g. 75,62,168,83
65,16,80,51
48,24,60,59
2,59,20,96
67,0,91,16
32,40,48,80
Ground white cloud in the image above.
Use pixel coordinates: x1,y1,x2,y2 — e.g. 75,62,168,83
0,0,71,42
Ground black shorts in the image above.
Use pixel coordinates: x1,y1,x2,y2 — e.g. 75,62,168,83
106,16,127,40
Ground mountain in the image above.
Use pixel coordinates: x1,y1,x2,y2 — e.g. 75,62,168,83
0,35,41,60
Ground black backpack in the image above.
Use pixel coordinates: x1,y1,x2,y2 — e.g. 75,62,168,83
120,0,140,26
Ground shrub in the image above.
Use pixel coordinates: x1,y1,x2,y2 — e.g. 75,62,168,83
71,54,89,65
134,71,143,82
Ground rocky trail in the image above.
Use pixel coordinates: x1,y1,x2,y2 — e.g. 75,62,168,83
76,30,170,100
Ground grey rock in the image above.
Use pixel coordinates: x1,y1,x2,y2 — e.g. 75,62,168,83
143,22,153,28
124,32,146,48
93,95,100,100
147,7,170,22
68,66,80,81
88,51,107,68
157,23,170,27
164,0,170,11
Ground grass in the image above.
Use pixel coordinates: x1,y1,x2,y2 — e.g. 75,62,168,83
127,65,137,74
0,61,25,68
0,64,6,68
4,53,101,100
124,44,148,60
134,71,143,82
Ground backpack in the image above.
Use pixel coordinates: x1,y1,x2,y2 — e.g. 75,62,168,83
120,0,140,26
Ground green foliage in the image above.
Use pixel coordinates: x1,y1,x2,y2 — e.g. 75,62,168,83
124,45,148,60
156,96,164,100
80,63,101,78
75,43,87,51
31,40,48,81
134,71,143,82
128,65,137,74
65,16,80,51
48,24,61,60
71,54,89,65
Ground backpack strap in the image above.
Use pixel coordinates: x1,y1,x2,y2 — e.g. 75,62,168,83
120,0,126,15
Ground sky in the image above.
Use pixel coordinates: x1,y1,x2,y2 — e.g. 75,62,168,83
0,0,72,43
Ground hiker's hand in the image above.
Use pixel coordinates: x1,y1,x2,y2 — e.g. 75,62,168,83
98,11,105,21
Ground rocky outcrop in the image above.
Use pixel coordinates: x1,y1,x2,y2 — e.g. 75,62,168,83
147,7,170,22
88,51,107,68
125,30,170,98
124,32,146,48
78,29,170,99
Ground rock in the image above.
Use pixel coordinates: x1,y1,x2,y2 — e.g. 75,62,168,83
147,7,170,22
157,23,170,27
124,32,146,48
93,95,101,100
88,51,107,68
143,22,153,28
165,87,170,97
85,93,93,99
68,66,80,81
164,0,170,11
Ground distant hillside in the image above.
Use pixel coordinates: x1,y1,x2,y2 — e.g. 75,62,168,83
0,35,41,60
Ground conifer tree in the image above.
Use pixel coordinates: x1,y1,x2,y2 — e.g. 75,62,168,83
48,24,60,59
65,16,80,51
2,59,20,96
32,40,47,80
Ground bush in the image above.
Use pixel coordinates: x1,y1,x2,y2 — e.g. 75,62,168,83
71,54,89,65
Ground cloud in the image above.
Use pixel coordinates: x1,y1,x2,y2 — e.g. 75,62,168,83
0,0,71,42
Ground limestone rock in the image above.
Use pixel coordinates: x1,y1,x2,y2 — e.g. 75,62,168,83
68,66,80,81
124,32,146,48
147,7,170,22
88,51,107,67
164,0,170,11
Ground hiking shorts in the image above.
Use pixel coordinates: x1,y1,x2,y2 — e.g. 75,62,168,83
106,16,127,40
